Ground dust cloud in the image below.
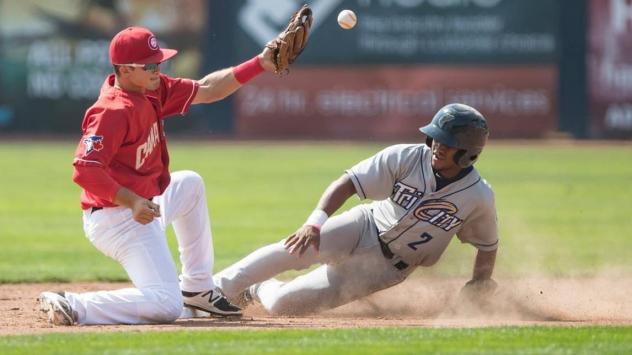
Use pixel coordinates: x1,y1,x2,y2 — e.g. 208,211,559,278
327,275,632,324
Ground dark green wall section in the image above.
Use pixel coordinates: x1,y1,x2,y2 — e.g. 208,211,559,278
558,0,588,138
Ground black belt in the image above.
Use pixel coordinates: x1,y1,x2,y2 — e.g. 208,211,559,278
378,237,409,271
378,237,394,258
90,197,154,214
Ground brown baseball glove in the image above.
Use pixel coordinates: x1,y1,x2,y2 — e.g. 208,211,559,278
266,4,313,74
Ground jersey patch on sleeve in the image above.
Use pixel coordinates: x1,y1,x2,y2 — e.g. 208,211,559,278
83,135,104,156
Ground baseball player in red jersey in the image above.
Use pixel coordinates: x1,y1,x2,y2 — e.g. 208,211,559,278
38,26,280,325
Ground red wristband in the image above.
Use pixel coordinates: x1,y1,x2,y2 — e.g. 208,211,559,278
233,56,264,84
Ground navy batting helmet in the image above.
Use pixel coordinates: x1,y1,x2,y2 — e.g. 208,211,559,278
419,103,489,168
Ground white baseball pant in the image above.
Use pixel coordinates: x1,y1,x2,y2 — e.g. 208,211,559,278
215,205,414,315
64,170,216,324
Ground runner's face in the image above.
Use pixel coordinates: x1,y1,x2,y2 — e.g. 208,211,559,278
431,141,461,177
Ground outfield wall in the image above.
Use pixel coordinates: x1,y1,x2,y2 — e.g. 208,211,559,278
0,0,629,139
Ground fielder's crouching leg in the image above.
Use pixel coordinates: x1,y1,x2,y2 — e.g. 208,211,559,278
65,283,183,325
141,286,183,323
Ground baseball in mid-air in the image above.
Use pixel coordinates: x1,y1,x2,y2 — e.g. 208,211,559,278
337,9,357,30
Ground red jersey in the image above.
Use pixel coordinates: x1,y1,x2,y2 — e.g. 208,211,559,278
73,73,199,209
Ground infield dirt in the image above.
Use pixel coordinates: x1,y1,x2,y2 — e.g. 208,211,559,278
2,275,631,335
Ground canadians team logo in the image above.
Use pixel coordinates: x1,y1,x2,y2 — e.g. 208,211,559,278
148,35,159,50
83,135,104,155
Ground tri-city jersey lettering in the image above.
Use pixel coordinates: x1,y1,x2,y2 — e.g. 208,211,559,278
428,210,463,231
391,183,463,232
392,181,422,209
414,200,463,231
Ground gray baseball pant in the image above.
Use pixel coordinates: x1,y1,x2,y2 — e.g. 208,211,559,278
214,205,414,315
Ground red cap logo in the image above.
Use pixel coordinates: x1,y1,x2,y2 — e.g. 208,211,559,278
109,27,177,65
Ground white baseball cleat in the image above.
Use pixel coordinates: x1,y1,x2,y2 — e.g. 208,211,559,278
179,305,211,319
38,291,77,326
182,287,242,317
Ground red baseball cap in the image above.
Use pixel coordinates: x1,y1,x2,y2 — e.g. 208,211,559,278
109,27,177,65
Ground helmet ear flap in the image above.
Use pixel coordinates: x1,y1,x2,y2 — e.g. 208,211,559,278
453,150,466,167
454,149,480,168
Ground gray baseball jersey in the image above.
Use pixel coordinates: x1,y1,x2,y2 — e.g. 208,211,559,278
346,143,498,267
215,143,498,316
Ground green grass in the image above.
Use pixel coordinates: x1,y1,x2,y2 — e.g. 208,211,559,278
1,141,631,352
2,326,632,354
0,142,631,282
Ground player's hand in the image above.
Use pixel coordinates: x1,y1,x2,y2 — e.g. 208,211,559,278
284,225,320,256
458,278,497,309
261,4,312,74
258,45,277,73
131,198,161,225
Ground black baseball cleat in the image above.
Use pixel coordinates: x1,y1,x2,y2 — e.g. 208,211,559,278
182,287,242,317
38,291,77,326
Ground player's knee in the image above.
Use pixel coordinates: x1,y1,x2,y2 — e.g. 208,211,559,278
173,170,205,190
183,170,206,194
149,288,183,323
171,170,206,203
181,170,204,185
163,296,184,322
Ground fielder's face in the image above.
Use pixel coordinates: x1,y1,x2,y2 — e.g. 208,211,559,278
121,64,161,92
431,141,461,178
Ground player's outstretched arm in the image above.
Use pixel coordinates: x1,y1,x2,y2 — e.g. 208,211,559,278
285,174,357,256
192,4,311,105
191,47,276,105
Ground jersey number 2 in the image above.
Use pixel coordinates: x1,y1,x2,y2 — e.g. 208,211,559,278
408,233,433,250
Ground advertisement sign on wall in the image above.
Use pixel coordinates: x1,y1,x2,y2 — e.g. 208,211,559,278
234,0,559,139
236,0,559,64
0,0,207,132
236,66,557,140
588,0,632,136
0,0,562,138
